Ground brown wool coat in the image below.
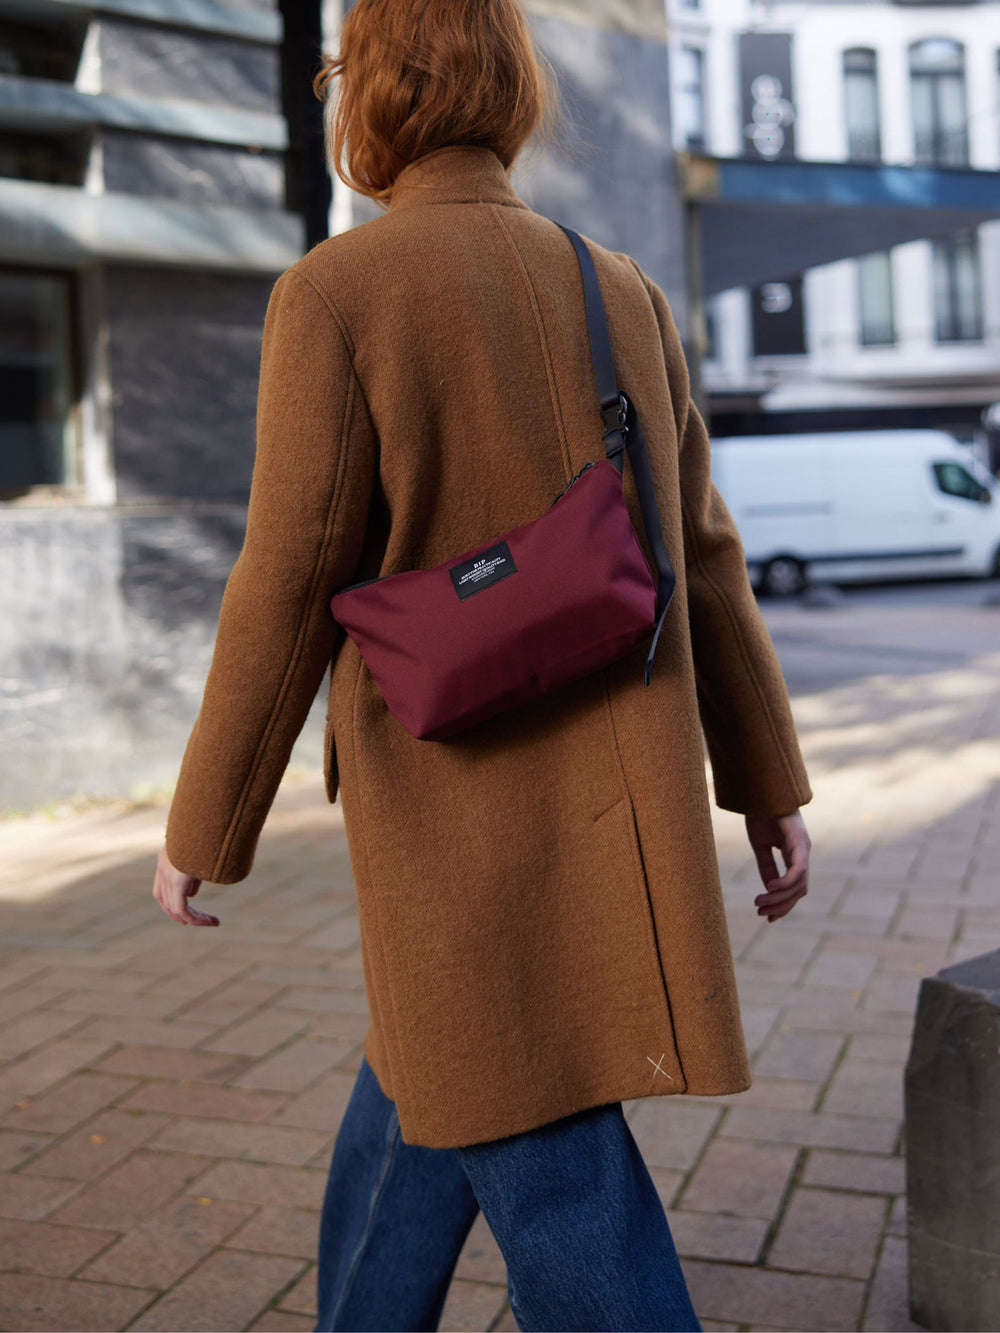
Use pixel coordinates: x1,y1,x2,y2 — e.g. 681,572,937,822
165,144,813,1149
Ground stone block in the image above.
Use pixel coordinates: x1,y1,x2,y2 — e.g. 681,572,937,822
905,948,1000,1330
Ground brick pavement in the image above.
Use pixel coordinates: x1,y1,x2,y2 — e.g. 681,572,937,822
1,587,998,1332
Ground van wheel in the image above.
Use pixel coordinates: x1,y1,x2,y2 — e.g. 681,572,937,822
991,544,1000,579
762,556,806,597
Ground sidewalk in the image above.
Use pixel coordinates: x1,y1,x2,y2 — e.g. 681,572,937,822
1,587,998,1332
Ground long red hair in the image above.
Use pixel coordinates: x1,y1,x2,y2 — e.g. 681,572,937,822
313,0,559,207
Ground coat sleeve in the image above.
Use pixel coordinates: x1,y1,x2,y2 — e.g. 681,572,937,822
164,268,376,883
634,264,813,818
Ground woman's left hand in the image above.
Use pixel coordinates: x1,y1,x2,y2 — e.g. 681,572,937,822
152,846,220,926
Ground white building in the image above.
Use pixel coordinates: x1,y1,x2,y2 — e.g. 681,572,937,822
666,0,1000,438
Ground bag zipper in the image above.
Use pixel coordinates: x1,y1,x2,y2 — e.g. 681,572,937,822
549,459,598,507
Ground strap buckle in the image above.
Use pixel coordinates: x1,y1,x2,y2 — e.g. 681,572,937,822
601,392,629,438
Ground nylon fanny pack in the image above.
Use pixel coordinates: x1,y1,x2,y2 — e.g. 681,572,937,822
330,223,676,742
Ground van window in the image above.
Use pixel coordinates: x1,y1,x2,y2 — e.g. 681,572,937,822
931,461,991,503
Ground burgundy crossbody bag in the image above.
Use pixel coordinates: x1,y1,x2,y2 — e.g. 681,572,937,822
329,224,676,741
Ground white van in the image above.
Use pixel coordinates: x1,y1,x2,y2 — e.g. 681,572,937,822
707,429,1000,595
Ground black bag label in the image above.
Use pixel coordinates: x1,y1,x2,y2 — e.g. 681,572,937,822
449,540,518,602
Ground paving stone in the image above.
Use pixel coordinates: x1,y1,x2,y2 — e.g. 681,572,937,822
201,1011,310,1057
887,1192,907,1236
49,1150,212,1229
275,1264,318,1316
438,1278,508,1332
150,1117,331,1166
130,1248,307,1331
248,1313,316,1332
861,973,923,1014
679,1138,798,1219
81,1194,254,1289
73,1016,220,1047
820,1056,905,1119
665,1209,768,1263
22,1108,170,1181
766,1186,886,1279
120,1081,289,1122
228,1205,321,1259
269,1068,360,1131
862,1235,924,1332
95,1045,252,1083
683,1257,866,1330
298,1010,370,1041
0,1010,88,1060
1,1072,139,1134
0,1218,116,1276
801,1148,906,1195
627,1098,720,1172
719,1107,898,1153
230,1038,348,1093
0,1130,55,1171
182,1160,329,1210
453,1211,507,1284
847,1031,913,1063
801,949,880,990
177,980,282,1028
690,1077,818,1111
0,1271,156,1331
752,1029,844,1083
0,1173,81,1221
274,987,369,1014
0,1038,115,1103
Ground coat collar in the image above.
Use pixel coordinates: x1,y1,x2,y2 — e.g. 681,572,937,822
386,145,531,213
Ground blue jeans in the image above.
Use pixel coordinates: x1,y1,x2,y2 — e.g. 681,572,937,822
315,1056,702,1332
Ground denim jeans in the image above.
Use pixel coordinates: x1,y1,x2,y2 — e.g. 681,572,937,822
315,1056,702,1333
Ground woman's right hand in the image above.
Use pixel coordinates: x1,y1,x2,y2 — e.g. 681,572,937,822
745,810,811,923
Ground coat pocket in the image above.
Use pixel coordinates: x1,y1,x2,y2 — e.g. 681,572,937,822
323,716,339,805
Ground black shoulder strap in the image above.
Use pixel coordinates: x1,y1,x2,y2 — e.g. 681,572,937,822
554,222,677,685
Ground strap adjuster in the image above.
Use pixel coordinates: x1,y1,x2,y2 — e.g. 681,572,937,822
601,392,629,436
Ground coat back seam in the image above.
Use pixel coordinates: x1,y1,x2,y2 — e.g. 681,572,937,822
488,204,574,485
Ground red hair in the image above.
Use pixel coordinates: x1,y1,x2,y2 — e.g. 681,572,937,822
312,0,559,207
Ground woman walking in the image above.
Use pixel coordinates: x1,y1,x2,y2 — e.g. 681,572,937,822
153,2,813,1329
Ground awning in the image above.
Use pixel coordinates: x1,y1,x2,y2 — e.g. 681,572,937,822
679,153,1000,294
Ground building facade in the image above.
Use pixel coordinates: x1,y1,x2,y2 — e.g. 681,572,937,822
666,0,1000,441
1,0,679,808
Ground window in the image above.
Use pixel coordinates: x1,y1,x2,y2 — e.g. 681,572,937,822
0,129,89,187
0,271,77,499
909,38,969,165
677,46,707,151
857,250,896,345
0,15,86,81
932,229,983,341
843,48,881,161
932,461,992,503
